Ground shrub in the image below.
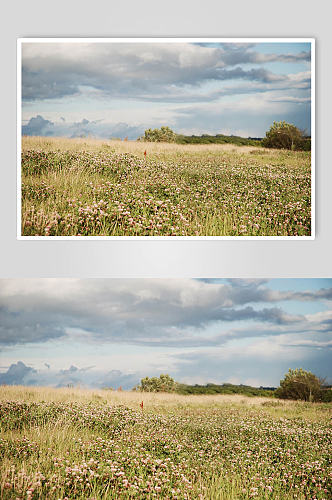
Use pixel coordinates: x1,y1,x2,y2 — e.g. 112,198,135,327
319,387,332,402
139,126,177,143
134,374,178,392
275,368,323,402
262,121,309,151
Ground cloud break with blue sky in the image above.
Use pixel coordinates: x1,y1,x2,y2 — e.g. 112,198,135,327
21,41,312,140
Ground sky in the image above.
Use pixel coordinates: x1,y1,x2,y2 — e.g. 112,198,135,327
21,41,312,139
0,278,331,389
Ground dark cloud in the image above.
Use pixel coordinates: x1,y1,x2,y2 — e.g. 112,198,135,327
213,67,285,83
59,365,79,375
226,279,270,287
21,43,310,103
289,288,332,301
20,42,312,139
0,279,330,350
198,279,270,287
22,66,79,101
0,361,36,385
0,280,280,348
219,47,311,66
95,75,310,105
283,342,332,350
22,115,54,136
0,306,65,345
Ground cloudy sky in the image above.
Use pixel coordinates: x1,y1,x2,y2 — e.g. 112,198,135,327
21,40,312,139
0,279,331,389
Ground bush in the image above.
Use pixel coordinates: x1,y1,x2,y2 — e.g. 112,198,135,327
275,368,323,402
134,374,178,393
262,121,309,151
319,387,332,402
139,129,262,146
176,133,261,147
176,383,275,397
139,126,177,143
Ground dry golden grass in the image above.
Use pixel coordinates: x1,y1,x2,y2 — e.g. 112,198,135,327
0,384,282,409
3,386,329,423
22,135,268,155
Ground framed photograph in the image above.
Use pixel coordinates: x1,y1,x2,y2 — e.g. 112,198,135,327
18,38,315,239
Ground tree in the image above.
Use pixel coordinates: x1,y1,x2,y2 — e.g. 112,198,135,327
262,121,306,150
139,126,177,143
275,368,323,402
133,374,178,393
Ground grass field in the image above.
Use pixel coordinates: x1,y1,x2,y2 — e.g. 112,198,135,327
21,137,312,237
1,386,330,499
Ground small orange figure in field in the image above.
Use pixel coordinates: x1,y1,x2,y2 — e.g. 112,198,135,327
140,401,144,410
144,150,147,158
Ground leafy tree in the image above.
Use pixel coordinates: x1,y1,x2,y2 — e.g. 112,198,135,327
134,374,178,392
262,121,307,150
275,368,323,402
139,126,177,143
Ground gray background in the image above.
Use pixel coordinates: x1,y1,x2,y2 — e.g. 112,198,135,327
1,0,330,278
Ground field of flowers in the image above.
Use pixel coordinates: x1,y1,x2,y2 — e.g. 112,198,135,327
0,388,330,499
21,137,312,237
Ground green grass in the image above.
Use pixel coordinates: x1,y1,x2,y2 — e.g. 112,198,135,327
21,137,311,237
1,387,330,499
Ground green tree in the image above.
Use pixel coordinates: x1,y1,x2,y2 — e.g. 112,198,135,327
139,126,177,143
262,121,306,150
134,374,178,392
275,368,323,402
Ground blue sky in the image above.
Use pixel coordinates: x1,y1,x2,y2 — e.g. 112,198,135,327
0,278,330,389
21,41,312,139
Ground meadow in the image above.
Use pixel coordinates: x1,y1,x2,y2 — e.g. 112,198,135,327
21,137,312,237
0,386,330,499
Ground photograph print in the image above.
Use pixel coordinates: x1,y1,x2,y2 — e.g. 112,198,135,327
0,278,331,498
18,38,314,238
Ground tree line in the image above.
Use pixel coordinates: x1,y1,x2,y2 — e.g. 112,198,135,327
132,369,332,402
137,122,311,151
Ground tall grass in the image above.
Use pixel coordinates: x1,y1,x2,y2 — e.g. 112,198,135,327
21,137,311,237
1,386,330,499
22,136,266,155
